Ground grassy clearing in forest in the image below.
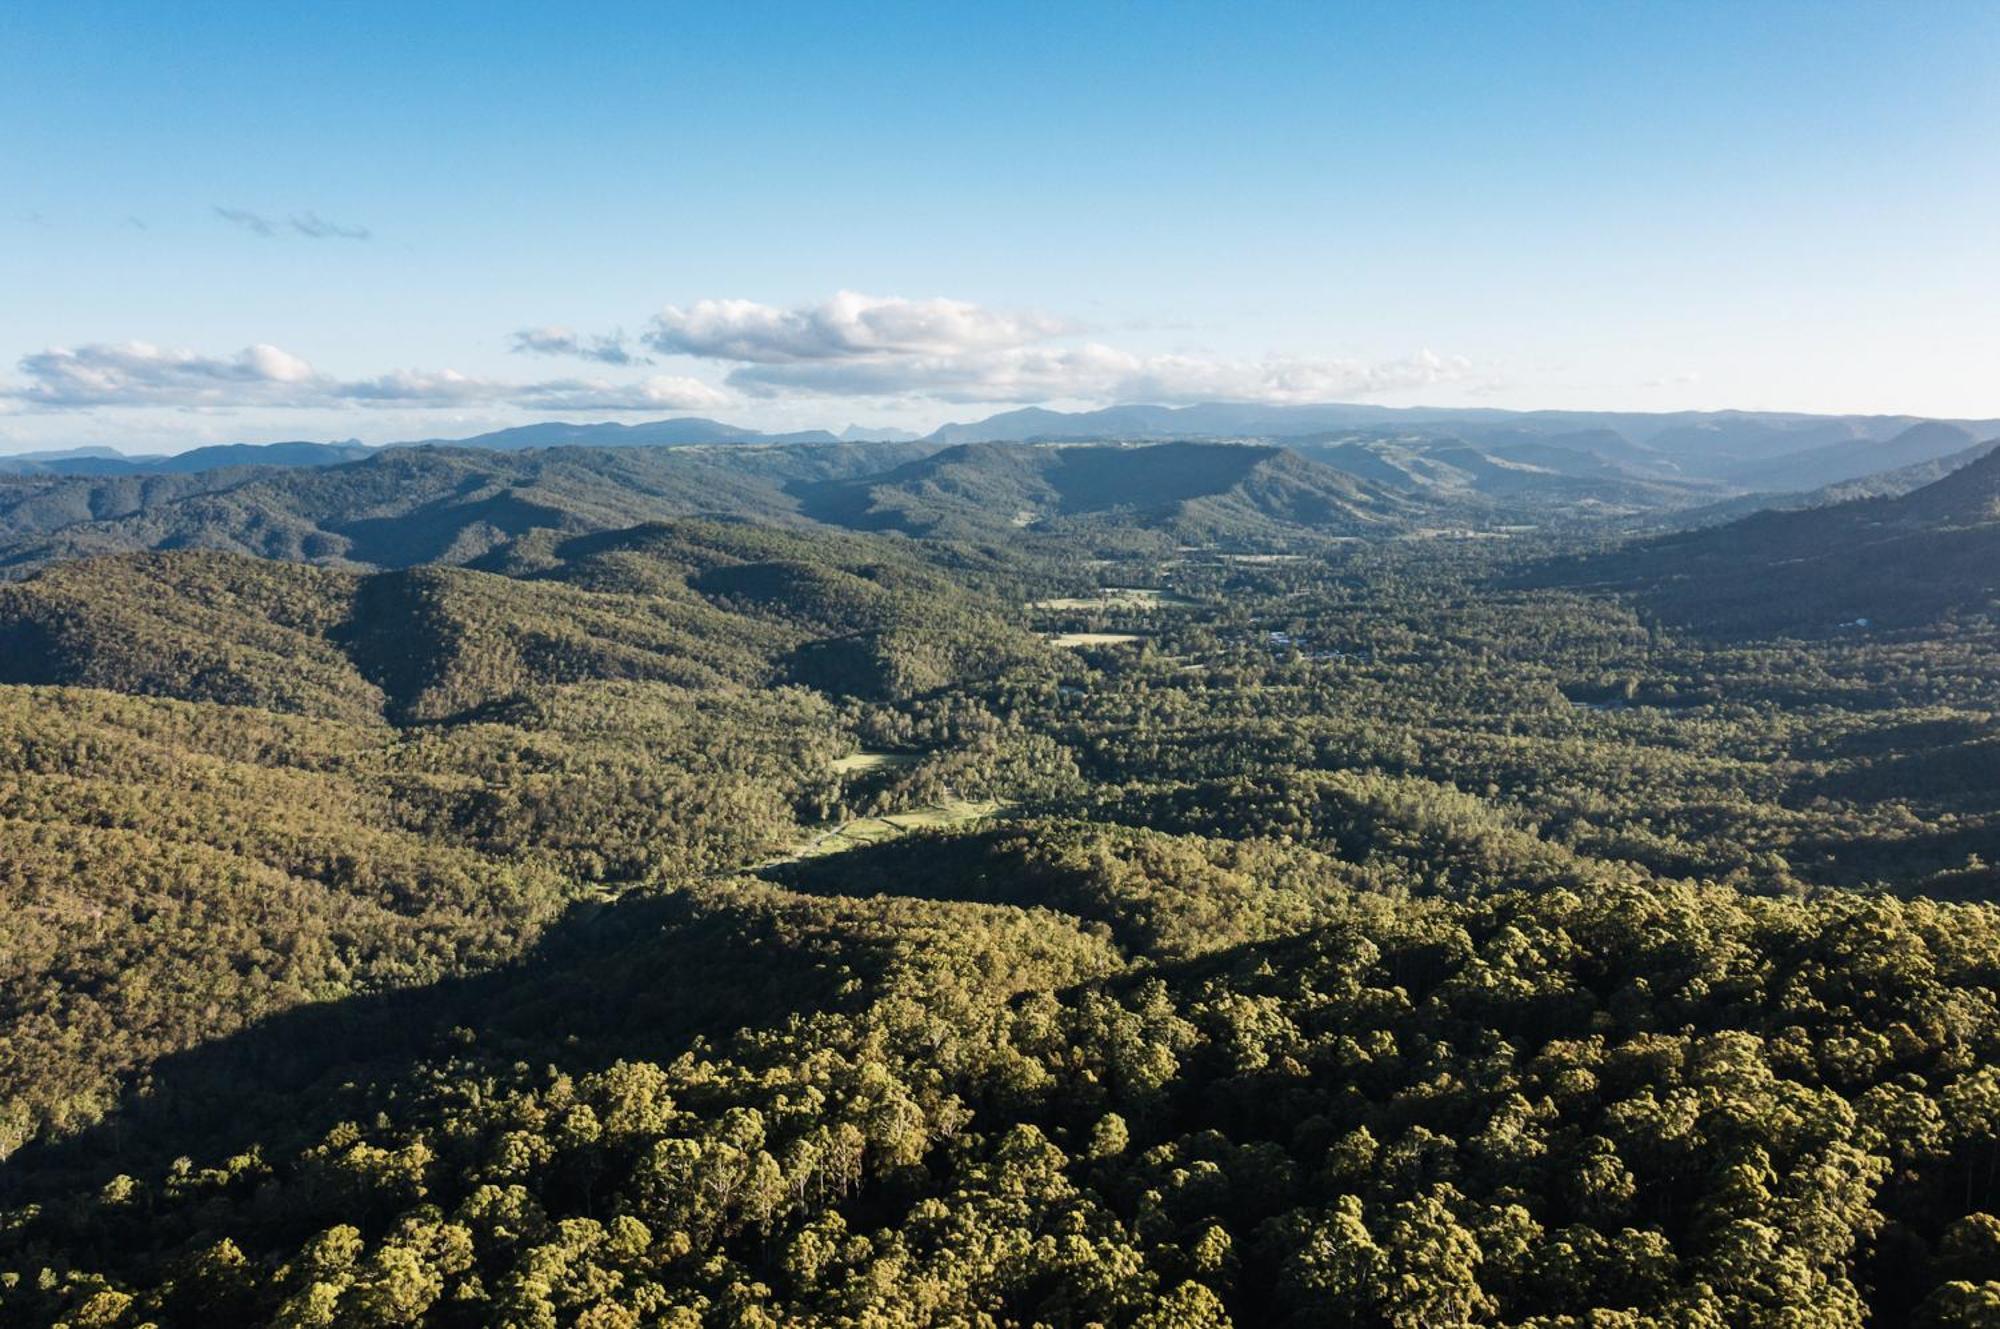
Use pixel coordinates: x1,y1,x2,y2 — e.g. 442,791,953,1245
830,751,919,774
782,798,1007,861
1029,587,1197,610
1047,631,1148,648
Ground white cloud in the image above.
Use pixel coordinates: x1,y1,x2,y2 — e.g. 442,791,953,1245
7,294,1476,427
6,342,726,413
510,325,650,366
646,291,1067,363
642,291,1470,406
1119,348,1475,405
728,341,1473,405
11,342,322,408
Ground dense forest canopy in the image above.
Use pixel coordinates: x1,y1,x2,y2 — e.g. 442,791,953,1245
1,436,1998,1327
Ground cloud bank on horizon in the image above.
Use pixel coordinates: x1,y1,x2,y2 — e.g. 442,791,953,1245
644,293,1472,406
7,341,728,414
2,292,1477,434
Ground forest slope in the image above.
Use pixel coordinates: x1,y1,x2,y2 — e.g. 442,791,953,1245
799,440,1432,541
2,510,2000,1327
0,442,933,575
1537,446,2000,633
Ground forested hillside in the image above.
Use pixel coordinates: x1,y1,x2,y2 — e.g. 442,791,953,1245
0,443,932,575
11,431,2000,584
1545,445,2000,633
795,441,1432,542
2,445,1999,1327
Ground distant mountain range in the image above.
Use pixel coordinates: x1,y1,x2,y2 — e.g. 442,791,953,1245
8,404,1998,559
0,440,373,477
921,403,2000,468
1709,420,1982,492
404,417,917,452
1668,437,2000,529
14,403,1997,501
6,414,2000,640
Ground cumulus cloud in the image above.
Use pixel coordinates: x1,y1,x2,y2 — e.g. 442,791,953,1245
12,343,321,408
5,342,725,413
638,291,1469,406
510,325,651,366
646,291,1067,363
8,293,1472,424
214,206,372,241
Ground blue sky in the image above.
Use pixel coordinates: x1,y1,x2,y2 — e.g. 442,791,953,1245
4,1,1998,451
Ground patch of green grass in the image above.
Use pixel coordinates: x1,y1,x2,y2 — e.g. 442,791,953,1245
780,799,1007,861
831,751,919,774
1030,587,1196,610
1047,631,1147,648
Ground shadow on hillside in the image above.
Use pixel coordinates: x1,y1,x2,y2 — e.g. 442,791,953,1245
1514,513,2000,642
332,488,574,568
761,825,1059,907
1792,820,2000,900
1798,735,2000,806
0,885,874,1206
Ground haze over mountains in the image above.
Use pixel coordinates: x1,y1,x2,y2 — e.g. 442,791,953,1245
12,400,1999,488
0,440,373,477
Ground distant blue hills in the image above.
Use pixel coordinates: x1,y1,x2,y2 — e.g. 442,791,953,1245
9,403,1999,500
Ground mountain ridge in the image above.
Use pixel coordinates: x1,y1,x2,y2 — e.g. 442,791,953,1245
795,439,1429,541
1540,444,2000,631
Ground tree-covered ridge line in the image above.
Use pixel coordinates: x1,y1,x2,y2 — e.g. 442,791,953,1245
22,425,1991,583
1534,443,2000,634
0,496,1997,1325
0,518,1054,724
9,850,2000,1326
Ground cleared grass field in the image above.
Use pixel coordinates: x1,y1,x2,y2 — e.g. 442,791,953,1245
1216,552,1310,563
1030,587,1196,610
1048,631,1148,648
781,798,1007,861
830,751,919,774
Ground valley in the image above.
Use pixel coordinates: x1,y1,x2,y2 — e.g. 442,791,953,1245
15,6,2000,1323
1,429,1998,1325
